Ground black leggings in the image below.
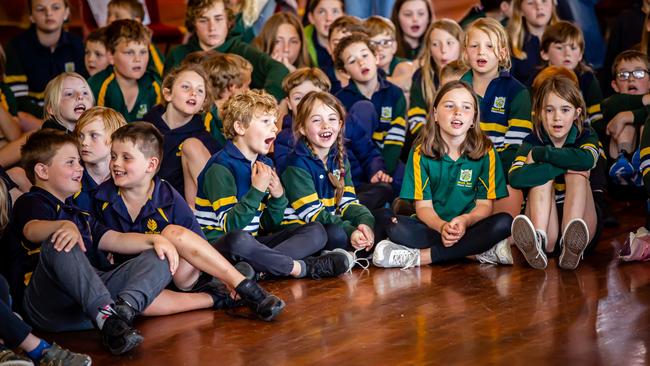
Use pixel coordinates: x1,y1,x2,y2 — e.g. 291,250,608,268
0,274,31,348
386,213,513,264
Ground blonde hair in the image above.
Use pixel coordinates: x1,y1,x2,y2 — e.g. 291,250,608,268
161,63,213,113
532,75,586,139
43,72,95,123
282,67,331,95
418,19,464,109
221,89,278,140
293,91,347,209
416,80,492,160
73,106,127,141
253,12,310,69
440,59,470,82
507,0,559,60
463,17,512,71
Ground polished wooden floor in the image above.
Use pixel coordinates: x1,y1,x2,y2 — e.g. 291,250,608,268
48,199,650,365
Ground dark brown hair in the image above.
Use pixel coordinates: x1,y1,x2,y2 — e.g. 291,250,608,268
253,12,310,69
104,19,152,53
111,122,164,162
532,75,586,139
185,0,234,34
333,32,377,71
108,0,145,20
541,21,591,73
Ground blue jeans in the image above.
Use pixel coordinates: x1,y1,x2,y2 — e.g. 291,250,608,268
345,0,395,19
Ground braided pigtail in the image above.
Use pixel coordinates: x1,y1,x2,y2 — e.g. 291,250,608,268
328,127,346,212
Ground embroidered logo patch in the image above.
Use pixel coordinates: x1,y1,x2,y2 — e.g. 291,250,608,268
146,218,159,234
491,96,506,114
64,62,75,72
136,104,148,119
381,106,392,121
457,169,473,188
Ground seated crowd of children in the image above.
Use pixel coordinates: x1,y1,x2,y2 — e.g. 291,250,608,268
0,0,649,363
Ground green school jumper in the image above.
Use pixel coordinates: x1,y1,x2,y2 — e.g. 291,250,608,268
88,66,161,122
400,144,508,221
164,35,289,100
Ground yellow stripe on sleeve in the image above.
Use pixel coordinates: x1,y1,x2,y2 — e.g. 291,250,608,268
407,107,427,117
97,73,115,106
212,196,237,211
149,44,164,75
392,116,407,127
292,192,320,209
508,119,533,129
487,149,496,199
413,146,423,200
587,104,601,114
4,75,27,83
480,122,508,133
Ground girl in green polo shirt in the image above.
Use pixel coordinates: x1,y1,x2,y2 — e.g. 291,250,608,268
373,80,513,269
509,76,601,270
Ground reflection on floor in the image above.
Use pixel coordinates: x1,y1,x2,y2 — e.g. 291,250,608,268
49,199,650,365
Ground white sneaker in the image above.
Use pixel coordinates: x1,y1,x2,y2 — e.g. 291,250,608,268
476,239,513,265
558,218,589,270
511,215,548,269
372,240,420,269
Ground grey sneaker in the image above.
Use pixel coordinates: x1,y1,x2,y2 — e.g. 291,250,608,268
0,345,33,366
324,248,370,272
512,215,548,269
39,343,92,366
372,240,420,269
558,218,589,270
476,239,513,265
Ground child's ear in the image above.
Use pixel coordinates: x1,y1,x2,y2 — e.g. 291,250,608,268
575,107,583,119
540,49,549,62
162,87,173,103
63,6,70,22
432,107,438,122
611,79,620,93
146,156,160,173
34,163,49,181
46,105,55,119
233,120,247,136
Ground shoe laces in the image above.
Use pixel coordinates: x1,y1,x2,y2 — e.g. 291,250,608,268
350,248,370,271
391,248,419,270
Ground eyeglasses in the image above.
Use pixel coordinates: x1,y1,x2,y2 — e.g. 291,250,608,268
616,69,649,81
369,39,395,48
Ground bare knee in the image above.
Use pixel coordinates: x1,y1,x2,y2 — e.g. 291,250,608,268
162,224,190,244
181,138,206,159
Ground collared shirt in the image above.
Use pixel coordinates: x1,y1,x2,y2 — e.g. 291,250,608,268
88,66,161,122
509,125,600,204
195,141,287,240
203,104,226,147
281,139,374,236
144,105,221,194
5,25,86,117
70,169,101,214
400,145,508,222
0,83,18,117
94,177,204,263
164,35,288,100
12,186,111,285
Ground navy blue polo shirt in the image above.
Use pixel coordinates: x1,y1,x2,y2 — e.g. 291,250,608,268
41,118,70,133
12,186,111,286
5,25,86,118
511,31,542,86
143,105,222,195
70,170,101,214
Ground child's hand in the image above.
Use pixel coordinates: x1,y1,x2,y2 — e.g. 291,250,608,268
440,222,460,247
526,151,535,164
357,224,375,251
51,221,86,252
370,170,393,184
268,169,284,198
271,49,296,73
350,229,369,250
251,161,273,193
448,216,468,238
152,235,179,275
606,111,633,139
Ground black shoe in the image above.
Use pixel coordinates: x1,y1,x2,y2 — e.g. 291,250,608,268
114,297,138,326
304,252,349,279
101,312,143,355
234,279,285,321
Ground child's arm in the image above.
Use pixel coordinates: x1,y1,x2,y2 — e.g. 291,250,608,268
346,115,388,180
407,73,427,135
339,160,375,228
584,75,604,126
98,231,178,274
509,141,566,188
23,220,86,252
0,85,22,141
530,132,599,171
281,165,358,236
259,168,289,232
195,163,267,236
504,87,533,161
381,92,407,174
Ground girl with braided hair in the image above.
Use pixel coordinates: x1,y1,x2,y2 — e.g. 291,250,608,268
281,91,377,267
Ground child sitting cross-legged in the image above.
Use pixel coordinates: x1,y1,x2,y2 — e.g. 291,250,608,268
93,122,285,321
373,81,514,269
195,89,350,280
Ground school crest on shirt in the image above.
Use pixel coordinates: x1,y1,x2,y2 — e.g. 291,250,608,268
457,169,473,188
64,62,75,72
136,104,148,119
146,218,160,234
491,96,506,114
380,106,393,122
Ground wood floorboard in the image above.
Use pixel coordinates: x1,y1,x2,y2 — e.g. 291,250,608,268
46,199,650,365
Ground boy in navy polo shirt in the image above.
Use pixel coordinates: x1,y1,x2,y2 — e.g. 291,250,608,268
94,122,285,321
13,129,175,355
334,33,407,176
89,19,161,122
195,90,350,279
5,0,85,125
